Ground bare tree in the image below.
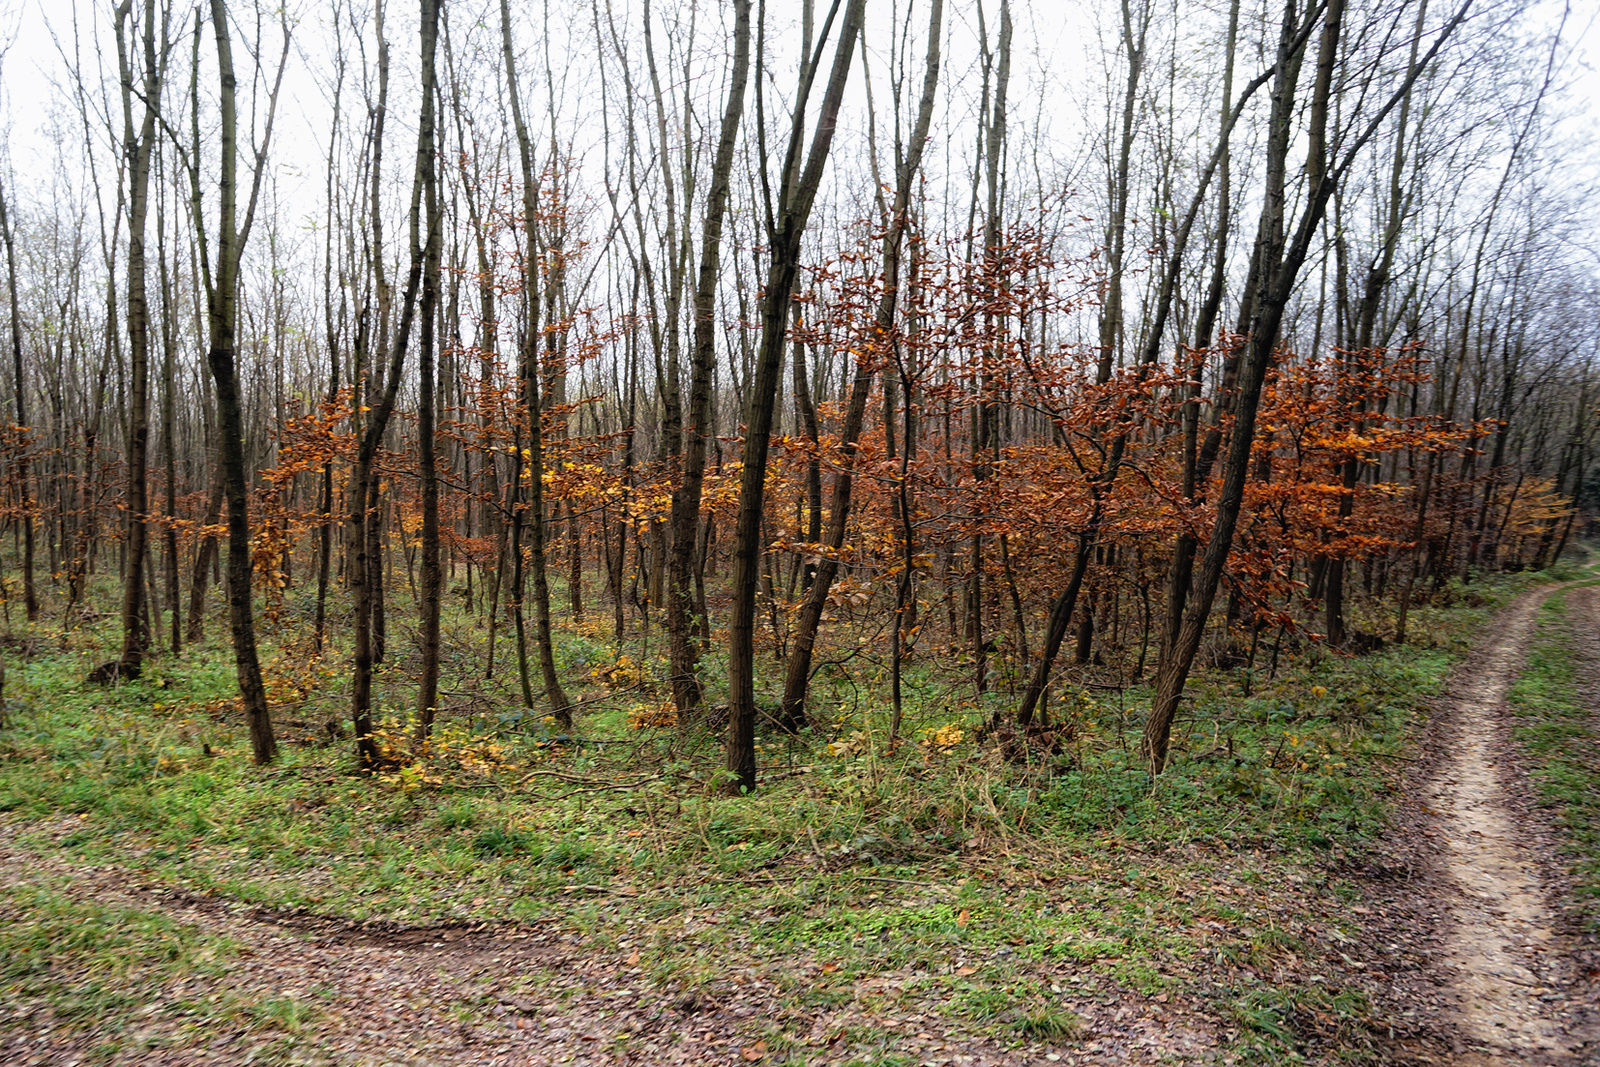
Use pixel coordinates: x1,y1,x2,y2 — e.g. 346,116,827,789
414,0,444,740
726,0,866,796
192,0,291,764
501,0,573,726
665,0,752,717
112,0,168,680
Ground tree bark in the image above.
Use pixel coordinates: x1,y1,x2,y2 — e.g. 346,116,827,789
415,0,443,740
727,0,866,796
115,0,165,678
779,0,942,729
196,0,291,765
666,0,752,718
501,0,573,726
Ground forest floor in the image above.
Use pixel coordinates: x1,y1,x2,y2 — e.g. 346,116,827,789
2,568,1599,1065
1361,582,1600,1066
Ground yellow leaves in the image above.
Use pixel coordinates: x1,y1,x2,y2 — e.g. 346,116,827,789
370,720,519,791
626,700,677,730
920,723,965,752
378,762,444,793
1502,476,1574,533
826,730,870,758
1320,432,1376,453
591,652,650,691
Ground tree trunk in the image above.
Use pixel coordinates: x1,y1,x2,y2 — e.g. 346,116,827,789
666,0,752,718
193,0,290,765
414,0,443,741
727,0,866,796
779,0,942,728
115,0,164,679
501,0,572,726
0,178,36,622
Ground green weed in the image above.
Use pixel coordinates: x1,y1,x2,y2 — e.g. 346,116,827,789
0,555,1574,1062
1508,593,1600,925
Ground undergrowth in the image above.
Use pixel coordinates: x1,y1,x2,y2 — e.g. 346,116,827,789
0,558,1572,1063
1508,590,1600,927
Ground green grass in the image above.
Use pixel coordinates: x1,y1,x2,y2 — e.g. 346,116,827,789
0,869,326,1062
0,556,1578,1062
0,877,235,1023
1508,591,1600,926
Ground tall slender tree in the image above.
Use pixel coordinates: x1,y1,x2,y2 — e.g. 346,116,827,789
726,0,866,796
193,0,291,764
665,0,752,718
415,0,444,740
501,0,573,726
113,0,167,679
0,174,35,622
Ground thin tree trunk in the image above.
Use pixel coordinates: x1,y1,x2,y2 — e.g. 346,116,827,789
666,0,752,718
195,0,290,764
414,0,443,741
0,177,36,622
779,0,942,728
115,0,165,679
348,0,428,769
727,0,866,795
186,474,223,644
501,0,572,726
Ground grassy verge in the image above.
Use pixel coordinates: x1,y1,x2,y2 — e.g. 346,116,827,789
0,869,329,1062
0,561,1570,1063
1507,590,1600,927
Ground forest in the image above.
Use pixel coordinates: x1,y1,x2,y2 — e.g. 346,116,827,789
1,0,1598,1063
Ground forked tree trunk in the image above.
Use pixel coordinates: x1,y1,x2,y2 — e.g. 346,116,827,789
726,0,866,795
1142,0,1471,773
350,0,429,767
779,0,943,729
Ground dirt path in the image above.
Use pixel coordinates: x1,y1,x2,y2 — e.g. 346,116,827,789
8,584,1600,1065
2,816,1203,1066
1429,587,1586,1065
0,816,600,1066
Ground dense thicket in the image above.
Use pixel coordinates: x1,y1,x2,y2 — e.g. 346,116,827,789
2,0,1595,785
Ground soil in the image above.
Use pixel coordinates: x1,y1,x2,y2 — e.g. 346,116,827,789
1348,585,1600,1066
0,816,1217,1066
5,584,1600,1064
1432,590,1582,1063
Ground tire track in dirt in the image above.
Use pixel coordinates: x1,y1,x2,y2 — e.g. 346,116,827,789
1432,587,1582,1065
1,815,1167,1066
